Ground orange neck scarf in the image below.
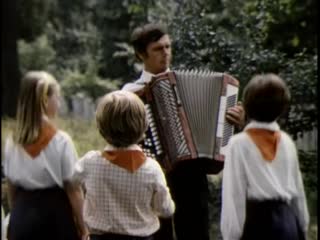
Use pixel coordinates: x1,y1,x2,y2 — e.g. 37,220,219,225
246,128,281,162
23,122,57,158
102,150,146,173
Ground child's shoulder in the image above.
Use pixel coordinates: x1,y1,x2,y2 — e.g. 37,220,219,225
279,130,293,139
54,130,73,142
230,131,250,143
278,130,296,147
80,150,101,161
143,157,163,170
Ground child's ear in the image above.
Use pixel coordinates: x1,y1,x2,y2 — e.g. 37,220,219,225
42,96,49,110
44,96,48,105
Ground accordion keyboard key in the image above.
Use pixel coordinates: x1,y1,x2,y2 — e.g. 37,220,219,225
216,96,227,138
222,94,237,146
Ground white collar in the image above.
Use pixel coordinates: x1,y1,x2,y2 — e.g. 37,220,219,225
244,120,280,132
139,68,171,84
103,144,142,152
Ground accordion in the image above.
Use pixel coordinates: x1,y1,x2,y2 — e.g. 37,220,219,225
135,70,239,173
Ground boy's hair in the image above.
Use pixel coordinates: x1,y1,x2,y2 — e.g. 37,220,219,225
131,23,168,61
14,71,60,145
243,73,290,122
96,90,147,148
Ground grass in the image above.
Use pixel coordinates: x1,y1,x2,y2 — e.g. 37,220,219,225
55,117,106,156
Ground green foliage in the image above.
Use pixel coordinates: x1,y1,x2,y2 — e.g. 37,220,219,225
243,0,317,55
298,150,317,196
113,42,143,74
18,35,56,74
60,65,121,100
298,150,318,238
281,53,317,138
17,0,54,41
17,32,119,102
45,1,104,73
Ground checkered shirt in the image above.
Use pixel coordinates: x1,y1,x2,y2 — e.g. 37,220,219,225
72,145,175,236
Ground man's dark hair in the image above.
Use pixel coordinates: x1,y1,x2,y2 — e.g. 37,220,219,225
131,23,168,61
243,73,290,123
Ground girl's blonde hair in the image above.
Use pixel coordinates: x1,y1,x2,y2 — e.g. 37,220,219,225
96,90,147,148
13,71,60,145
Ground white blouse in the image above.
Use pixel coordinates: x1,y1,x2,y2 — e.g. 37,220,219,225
3,131,78,189
220,121,309,240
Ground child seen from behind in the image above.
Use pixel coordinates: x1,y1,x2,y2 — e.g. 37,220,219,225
72,90,175,240
220,73,309,240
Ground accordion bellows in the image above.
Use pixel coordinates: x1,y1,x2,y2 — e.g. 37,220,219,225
135,69,239,172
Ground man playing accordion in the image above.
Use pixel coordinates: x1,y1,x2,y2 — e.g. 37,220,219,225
122,23,244,240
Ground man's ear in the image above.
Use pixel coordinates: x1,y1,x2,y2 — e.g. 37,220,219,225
137,52,147,62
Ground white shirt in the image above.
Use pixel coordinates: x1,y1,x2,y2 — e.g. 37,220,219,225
3,131,78,189
220,121,309,240
122,69,170,92
72,144,175,236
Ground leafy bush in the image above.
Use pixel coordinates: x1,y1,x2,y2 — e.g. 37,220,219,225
18,35,56,74
298,150,317,216
60,65,121,101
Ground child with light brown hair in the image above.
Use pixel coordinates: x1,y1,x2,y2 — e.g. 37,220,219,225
3,71,88,240
72,90,175,240
220,73,309,240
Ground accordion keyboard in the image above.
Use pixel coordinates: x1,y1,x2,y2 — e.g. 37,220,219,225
142,104,163,159
222,94,237,146
152,80,191,160
216,83,239,155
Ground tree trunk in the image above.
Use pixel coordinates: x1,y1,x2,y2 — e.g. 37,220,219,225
1,0,20,118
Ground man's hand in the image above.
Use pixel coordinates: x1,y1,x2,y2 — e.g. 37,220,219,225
226,102,245,130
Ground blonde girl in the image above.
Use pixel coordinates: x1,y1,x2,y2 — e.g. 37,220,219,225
3,71,88,240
